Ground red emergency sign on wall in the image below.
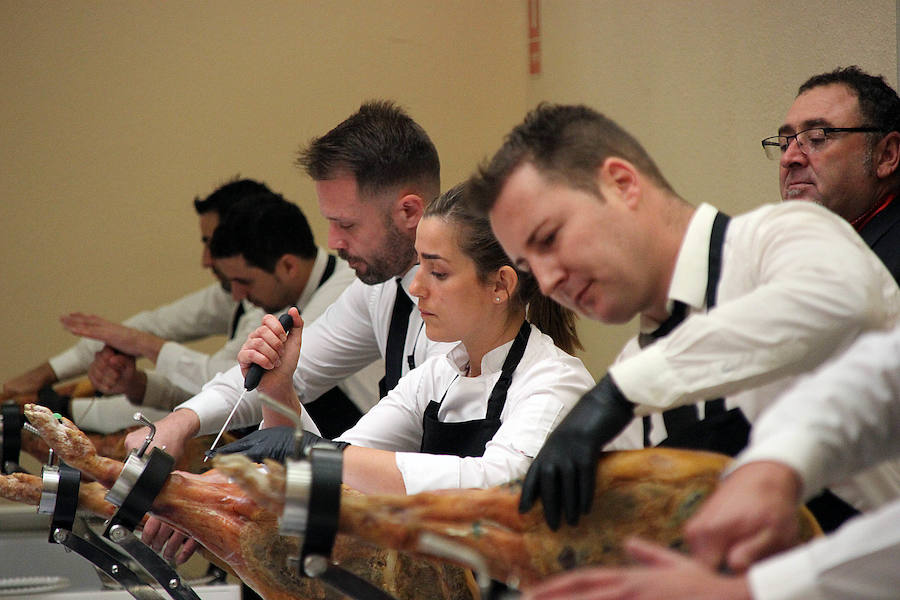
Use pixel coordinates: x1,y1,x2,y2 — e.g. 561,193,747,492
528,0,541,75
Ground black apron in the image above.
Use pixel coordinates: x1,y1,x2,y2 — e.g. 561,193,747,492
640,212,752,456
641,213,858,531
420,322,531,458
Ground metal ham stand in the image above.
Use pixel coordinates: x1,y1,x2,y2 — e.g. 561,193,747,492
263,394,516,600
36,419,168,600
95,413,203,600
1,401,26,474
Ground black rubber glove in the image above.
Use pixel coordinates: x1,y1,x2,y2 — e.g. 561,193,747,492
519,374,635,530
211,426,348,463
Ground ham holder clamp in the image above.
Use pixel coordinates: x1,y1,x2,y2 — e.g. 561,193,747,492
57,411,202,600
280,441,500,600
37,414,168,600
1,400,25,474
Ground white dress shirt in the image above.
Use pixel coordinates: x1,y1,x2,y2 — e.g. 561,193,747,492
730,327,900,599
180,266,454,436
337,324,595,494
606,202,900,511
749,500,900,600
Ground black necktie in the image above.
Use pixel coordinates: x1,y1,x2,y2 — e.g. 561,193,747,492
380,278,414,397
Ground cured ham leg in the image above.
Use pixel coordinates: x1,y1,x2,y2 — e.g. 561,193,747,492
0,472,116,519
214,449,821,590
19,405,476,600
20,426,233,474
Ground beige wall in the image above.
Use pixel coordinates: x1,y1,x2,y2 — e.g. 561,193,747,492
0,1,527,382
1,1,897,385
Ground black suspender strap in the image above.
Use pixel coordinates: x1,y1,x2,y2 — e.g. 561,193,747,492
318,254,337,289
228,302,246,340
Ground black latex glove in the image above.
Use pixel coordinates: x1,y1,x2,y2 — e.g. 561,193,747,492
519,374,635,530
210,426,348,463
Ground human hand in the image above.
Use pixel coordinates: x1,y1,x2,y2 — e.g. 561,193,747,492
87,347,146,400
685,461,802,572
212,426,347,463
124,409,200,461
2,362,58,398
140,516,200,565
519,374,634,530
522,537,751,600
237,308,303,399
60,313,165,362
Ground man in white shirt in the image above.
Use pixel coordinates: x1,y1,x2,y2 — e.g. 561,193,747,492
468,103,900,531
0,178,270,411
124,100,453,464
523,326,900,600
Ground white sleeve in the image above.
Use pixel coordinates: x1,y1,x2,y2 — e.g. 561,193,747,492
732,327,900,501
178,281,383,436
291,280,384,403
49,284,236,380
176,364,261,435
611,207,893,413
336,364,426,450
748,499,900,600
154,303,264,395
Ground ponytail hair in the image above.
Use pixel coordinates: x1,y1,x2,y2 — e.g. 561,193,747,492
425,183,582,354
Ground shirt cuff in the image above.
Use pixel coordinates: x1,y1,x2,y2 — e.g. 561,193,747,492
395,452,460,495
730,429,827,501
608,345,683,412
747,544,826,600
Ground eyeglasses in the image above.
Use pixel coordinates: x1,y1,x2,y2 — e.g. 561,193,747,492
761,127,884,160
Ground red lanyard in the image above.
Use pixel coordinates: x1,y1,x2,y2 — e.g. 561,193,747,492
852,194,895,232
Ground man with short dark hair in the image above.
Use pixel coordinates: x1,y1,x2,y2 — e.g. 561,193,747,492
765,65,900,280
1,178,269,411
468,103,900,534
126,100,453,461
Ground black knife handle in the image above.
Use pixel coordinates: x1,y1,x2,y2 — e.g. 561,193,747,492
243,311,296,391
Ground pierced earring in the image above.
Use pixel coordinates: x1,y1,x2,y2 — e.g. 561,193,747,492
495,297,501,303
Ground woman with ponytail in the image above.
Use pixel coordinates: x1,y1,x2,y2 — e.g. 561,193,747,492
235,183,594,495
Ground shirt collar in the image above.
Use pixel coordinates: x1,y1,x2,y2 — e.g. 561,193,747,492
640,203,719,331
444,324,528,376
398,265,418,303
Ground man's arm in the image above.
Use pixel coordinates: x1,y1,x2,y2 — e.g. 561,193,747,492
154,303,265,394
2,362,58,397
686,326,900,571
612,204,893,413
61,313,166,361
45,283,236,384
123,407,201,460
746,499,900,600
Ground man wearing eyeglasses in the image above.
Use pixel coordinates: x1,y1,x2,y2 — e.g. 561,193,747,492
763,66,900,281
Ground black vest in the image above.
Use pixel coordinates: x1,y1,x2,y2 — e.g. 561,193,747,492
420,322,531,458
